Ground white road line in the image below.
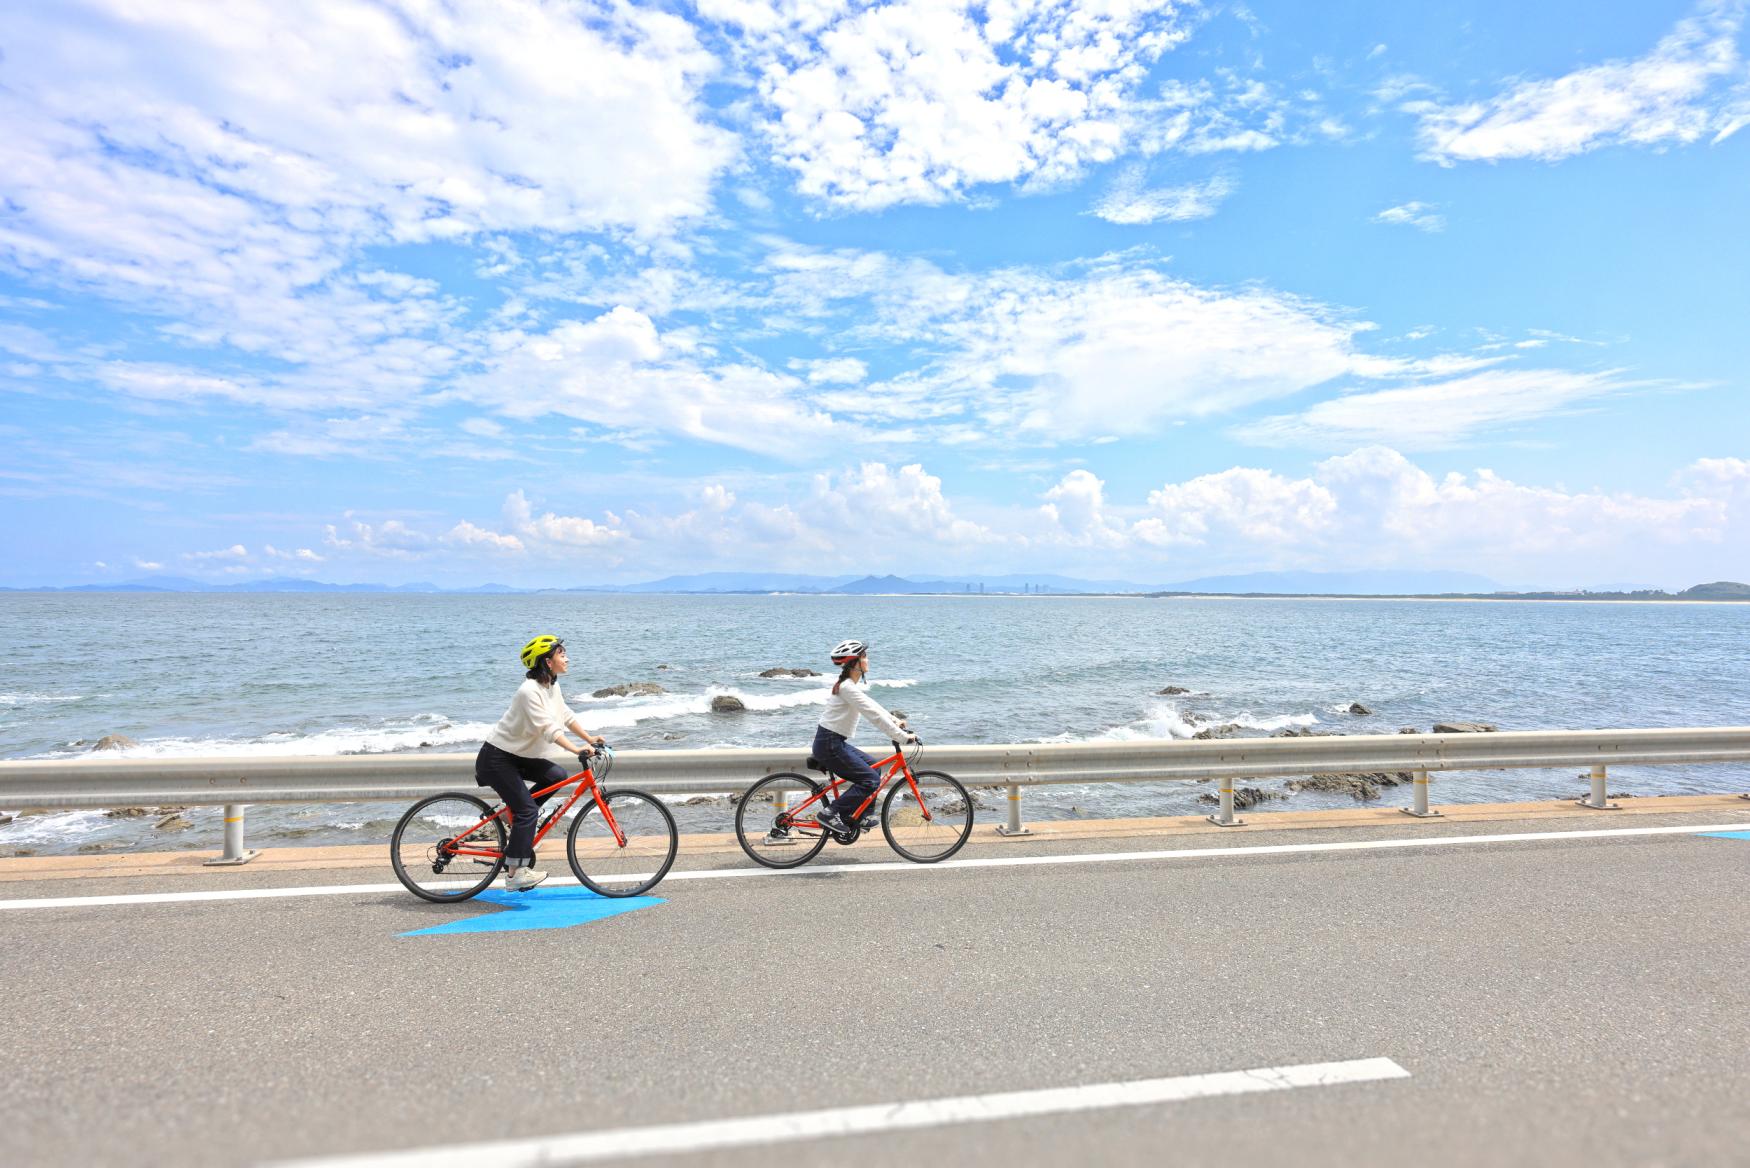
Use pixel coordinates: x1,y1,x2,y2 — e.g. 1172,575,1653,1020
2,821,1744,912
264,1056,1411,1168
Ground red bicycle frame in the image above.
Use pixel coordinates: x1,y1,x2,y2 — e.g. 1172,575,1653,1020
781,743,934,829
443,764,627,861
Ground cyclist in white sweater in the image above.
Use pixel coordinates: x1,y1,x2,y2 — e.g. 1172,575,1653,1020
475,635,604,891
813,639,917,835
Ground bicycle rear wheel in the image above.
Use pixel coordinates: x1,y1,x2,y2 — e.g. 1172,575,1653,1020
391,793,505,902
881,770,974,863
734,773,831,869
567,789,678,897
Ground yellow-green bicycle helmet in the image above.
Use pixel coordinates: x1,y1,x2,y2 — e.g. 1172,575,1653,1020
520,634,564,669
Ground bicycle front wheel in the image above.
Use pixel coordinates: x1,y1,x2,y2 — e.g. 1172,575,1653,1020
734,773,831,869
391,793,505,902
567,789,678,897
881,770,974,863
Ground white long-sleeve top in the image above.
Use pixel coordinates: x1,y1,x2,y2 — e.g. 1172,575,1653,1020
486,679,575,759
817,679,908,743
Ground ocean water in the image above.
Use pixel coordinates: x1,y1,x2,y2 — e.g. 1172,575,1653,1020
2,592,1748,854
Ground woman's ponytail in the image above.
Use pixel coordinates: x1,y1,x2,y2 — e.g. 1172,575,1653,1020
831,661,857,695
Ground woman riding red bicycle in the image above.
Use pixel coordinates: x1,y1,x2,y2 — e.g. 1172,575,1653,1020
812,639,917,835
475,634,605,891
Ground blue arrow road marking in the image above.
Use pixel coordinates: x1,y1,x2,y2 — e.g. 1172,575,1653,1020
1698,830,1750,842
401,885,663,937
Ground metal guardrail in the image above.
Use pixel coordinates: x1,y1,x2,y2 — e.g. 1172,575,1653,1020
4,727,1749,862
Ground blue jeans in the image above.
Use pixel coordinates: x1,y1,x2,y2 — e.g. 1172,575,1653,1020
475,742,567,863
813,726,880,819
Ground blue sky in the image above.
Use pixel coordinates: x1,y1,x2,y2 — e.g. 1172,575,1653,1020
1,0,1746,589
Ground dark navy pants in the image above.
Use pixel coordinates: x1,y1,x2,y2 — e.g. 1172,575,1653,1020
813,726,880,818
475,741,567,862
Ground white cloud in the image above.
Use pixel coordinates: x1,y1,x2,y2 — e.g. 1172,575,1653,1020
1136,467,1337,546
0,0,736,421
792,357,869,385
1091,169,1234,224
1234,368,1637,449
1039,470,1123,546
183,544,250,562
299,451,1750,584
925,266,1361,440
704,0,1195,210
1372,201,1445,232
263,545,325,563
132,560,165,572
1412,2,1748,163
459,307,847,454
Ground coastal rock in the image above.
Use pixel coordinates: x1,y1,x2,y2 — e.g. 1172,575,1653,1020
1192,723,1242,740
1432,721,1497,734
104,807,151,819
1197,786,1285,810
656,664,672,670
1347,702,1372,716
1273,727,1340,738
592,682,666,698
152,806,189,815
936,790,993,816
680,795,722,807
758,667,821,678
710,694,746,713
92,734,137,751
1286,771,1415,802
0,812,11,826
155,813,192,832
1398,727,1419,734
79,843,104,852
1156,685,1191,695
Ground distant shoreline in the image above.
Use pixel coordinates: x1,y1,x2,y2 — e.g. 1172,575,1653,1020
4,588,1747,604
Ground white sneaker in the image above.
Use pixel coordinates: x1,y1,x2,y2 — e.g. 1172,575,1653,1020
505,866,548,892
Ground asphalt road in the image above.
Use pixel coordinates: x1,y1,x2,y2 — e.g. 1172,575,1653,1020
5,810,1749,1167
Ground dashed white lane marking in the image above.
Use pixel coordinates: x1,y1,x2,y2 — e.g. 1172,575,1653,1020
1,822,1743,911
264,1056,1410,1167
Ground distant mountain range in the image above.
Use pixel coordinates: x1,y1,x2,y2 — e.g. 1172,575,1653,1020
11,570,1748,599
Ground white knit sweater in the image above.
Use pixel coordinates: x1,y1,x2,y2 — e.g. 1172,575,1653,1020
486,679,574,759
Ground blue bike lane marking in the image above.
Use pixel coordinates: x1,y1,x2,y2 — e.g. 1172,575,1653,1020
401,885,663,937
1698,830,1750,842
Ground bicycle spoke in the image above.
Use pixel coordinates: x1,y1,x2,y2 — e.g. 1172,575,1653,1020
734,773,831,869
882,770,974,863
391,793,505,902
567,790,678,897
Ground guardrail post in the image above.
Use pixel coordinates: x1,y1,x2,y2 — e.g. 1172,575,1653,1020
995,784,1031,836
202,804,260,866
1575,765,1619,811
1401,769,1442,818
1205,779,1245,827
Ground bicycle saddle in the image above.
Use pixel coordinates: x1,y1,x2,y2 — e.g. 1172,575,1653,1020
805,756,827,772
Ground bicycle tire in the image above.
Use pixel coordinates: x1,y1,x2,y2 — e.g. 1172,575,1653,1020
734,772,832,869
567,788,679,897
391,792,506,902
881,769,974,863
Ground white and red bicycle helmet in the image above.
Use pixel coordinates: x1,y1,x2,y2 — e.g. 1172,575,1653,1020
829,639,869,665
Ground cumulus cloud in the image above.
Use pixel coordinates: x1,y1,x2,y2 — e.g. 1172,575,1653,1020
1372,201,1446,232
1039,469,1123,545
458,306,845,454
301,450,1750,584
702,0,1195,210
1411,1,1748,163
1091,169,1235,224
